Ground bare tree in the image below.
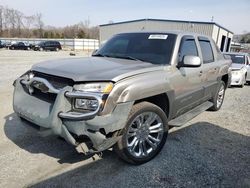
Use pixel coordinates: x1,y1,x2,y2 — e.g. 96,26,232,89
0,6,3,36
15,10,24,37
22,15,35,37
34,13,44,38
0,6,99,39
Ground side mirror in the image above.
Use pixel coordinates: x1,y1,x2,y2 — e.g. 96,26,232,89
179,55,201,68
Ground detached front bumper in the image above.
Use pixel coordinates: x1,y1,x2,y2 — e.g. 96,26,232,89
13,77,133,153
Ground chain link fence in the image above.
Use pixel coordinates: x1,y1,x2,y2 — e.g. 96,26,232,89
0,38,99,51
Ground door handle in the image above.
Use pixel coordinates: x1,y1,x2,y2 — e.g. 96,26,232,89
198,70,203,76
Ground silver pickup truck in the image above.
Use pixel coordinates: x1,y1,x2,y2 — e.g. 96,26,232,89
13,31,231,164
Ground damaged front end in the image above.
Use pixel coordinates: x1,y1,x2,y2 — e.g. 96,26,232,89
13,71,133,155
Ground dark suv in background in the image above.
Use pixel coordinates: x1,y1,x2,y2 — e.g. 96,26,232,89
0,40,6,48
9,42,32,50
34,41,62,51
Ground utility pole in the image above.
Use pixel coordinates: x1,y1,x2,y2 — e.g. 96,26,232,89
211,16,214,22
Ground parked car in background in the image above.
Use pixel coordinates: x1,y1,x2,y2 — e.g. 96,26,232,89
33,41,62,51
0,40,6,48
223,52,249,87
9,42,32,50
4,41,13,49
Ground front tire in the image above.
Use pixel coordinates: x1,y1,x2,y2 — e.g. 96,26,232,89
240,75,246,88
114,102,168,165
210,81,226,111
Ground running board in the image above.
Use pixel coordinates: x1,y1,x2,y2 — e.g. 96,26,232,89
168,101,213,127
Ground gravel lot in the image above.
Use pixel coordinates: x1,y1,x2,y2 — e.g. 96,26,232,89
0,49,249,188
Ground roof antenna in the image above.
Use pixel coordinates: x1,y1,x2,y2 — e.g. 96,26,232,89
211,16,214,22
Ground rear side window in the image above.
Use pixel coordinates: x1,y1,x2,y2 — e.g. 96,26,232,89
178,36,198,62
199,39,214,63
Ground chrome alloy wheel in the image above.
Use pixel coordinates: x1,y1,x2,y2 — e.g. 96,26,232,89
126,112,164,158
217,85,225,108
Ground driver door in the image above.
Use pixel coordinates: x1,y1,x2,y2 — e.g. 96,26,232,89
171,35,204,117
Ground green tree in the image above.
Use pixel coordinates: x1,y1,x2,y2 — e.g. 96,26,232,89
43,31,49,38
240,33,250,43
49,31,54,38
32,29,38,37
61,33,65,39
77,29,86,38
55,32,60,38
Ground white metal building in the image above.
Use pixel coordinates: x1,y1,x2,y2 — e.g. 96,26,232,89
100,19,234,52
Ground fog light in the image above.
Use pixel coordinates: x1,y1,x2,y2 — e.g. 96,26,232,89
75,99,99,111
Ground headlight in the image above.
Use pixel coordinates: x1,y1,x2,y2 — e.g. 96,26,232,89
75,99,99,111
28,72,34,80
232,71,239,75
19,70,34,80
74,82,113,93
233,68,245,75
240,68,245,74
73,82,113,111
13,70,34,86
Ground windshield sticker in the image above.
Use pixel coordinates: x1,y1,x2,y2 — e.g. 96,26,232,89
148,34,168,40
235,55,244,58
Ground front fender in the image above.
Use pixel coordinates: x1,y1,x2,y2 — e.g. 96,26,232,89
101,70,175,116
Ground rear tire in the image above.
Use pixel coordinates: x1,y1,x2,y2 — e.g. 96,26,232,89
114,102,168,165
210,81,226,111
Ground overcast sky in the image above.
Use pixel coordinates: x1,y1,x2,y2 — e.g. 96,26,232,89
0,0,249,34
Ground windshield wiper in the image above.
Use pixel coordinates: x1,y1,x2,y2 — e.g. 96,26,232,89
93,54,145,62
92,53,106,57
109,55,144,62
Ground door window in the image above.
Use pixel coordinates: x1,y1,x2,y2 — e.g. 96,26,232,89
178,36,198,63
199,39,214,63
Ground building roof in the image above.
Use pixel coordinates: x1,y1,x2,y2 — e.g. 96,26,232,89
100,18,233,34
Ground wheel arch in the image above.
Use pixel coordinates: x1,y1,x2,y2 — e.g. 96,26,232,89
221,74,229,88
134,92,173,120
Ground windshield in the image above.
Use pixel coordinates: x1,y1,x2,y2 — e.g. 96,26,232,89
227,54,245,64
38,41,45,45
94,33,177,64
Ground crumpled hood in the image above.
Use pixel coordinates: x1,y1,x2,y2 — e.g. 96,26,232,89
31,57,162,82
231,63,245,70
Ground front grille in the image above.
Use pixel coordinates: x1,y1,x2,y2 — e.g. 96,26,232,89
33,71,74,89
22,84,57,103
22,71,75,103
33,87,57,103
